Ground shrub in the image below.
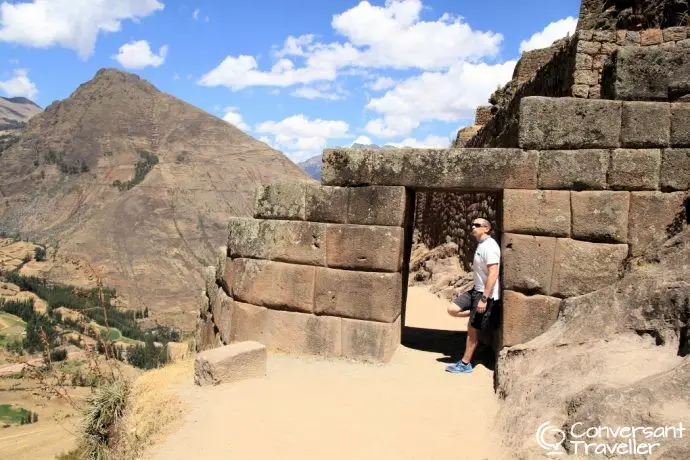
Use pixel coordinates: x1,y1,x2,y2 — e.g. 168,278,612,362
0,298,35,322
5,338,25,355
112,150,159,191
50,347,68,362
127,341,168,370
82,379,130,459
34,246,47,261
24,314,58,353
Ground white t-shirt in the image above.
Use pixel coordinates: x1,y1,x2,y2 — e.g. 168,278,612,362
473,236,501,300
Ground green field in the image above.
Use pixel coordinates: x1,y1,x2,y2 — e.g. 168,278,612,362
0,312,26,346
0,404,34,425
98,326,122,341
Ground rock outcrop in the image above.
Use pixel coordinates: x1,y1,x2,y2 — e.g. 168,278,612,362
495,229,690,458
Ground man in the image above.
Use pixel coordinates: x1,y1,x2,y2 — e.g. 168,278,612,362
445,217,500,374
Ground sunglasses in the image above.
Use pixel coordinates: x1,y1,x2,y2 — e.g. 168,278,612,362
471,223,484,229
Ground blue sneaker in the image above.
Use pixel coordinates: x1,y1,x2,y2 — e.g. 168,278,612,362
445,360,473,374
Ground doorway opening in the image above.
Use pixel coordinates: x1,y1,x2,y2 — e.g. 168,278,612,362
400,189,502,370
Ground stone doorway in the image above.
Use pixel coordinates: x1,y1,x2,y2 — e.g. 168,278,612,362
400,189,502,368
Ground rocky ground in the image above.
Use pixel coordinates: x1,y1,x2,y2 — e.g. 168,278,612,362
408,242,473,302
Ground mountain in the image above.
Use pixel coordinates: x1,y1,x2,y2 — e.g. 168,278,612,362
298,154,323,180
0,68,310,331
0,96,41,131
298,143,398,180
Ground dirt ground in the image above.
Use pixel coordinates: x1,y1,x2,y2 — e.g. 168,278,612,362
145,286,504,460
0,383,88,459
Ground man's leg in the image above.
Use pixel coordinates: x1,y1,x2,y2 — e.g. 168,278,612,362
462,326,479,364
446,291,480,373
448,291,472,318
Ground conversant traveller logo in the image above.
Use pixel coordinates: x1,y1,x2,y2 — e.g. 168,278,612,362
536,421,686,456
536,422,566,455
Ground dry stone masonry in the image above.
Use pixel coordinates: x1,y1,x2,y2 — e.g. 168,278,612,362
195,3,690,363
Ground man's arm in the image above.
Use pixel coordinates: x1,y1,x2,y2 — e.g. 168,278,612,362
477,264,499,313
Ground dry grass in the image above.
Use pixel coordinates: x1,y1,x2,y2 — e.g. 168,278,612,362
109,358,193,459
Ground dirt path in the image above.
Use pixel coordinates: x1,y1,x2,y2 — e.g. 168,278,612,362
146,287,504,460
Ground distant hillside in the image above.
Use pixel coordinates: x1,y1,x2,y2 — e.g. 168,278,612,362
298,155,323,180
0,68,310,330
0,96,41,131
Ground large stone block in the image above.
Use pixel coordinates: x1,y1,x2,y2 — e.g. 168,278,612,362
519,97,621,149
347,186,407,227
501,291,561,347
503,190,571,237
341,315,401,363
194,341,267,386
550,239,628,298
611,47,690,100
254,181,310,220
537,150,609,190
264,309,341,357
660,149,690,191
314,268,402,323
325,224,403,272
671,103,690,146
608,149,660,190
227,218,326,265
232,259,315,313
621,102,670,148
231,302,267,343
321,148,537,189
213,288,234,344
629,192,689,256
502,234,557,295
304,185,348,223
571,191,630,243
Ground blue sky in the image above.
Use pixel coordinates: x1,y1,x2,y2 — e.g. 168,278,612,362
0,0,580,162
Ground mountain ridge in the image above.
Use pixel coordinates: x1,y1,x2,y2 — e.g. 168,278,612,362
0,68,309,330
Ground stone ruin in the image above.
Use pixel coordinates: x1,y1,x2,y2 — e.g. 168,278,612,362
196,4,689,366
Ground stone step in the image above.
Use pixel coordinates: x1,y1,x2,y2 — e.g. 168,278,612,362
194,341,267,386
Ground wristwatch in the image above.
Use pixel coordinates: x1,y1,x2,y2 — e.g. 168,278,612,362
480,295,488,302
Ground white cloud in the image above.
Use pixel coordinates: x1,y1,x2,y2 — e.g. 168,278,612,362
519,17,577,53
0,0,164,59
351,135,372,146
365,60,516,137
290,85,343,101
113,40,168,69
331,0,502,69
193,8,200,20
222,107,249,131
255,114,350,162
368,76,396,91
0,68,37,100
387,135,449,148
199,0,502,91
274,34,315,58
173,73,180,81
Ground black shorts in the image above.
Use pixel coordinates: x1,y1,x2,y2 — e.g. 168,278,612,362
453,289,497,331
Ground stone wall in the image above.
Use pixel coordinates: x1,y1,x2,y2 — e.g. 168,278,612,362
413,191,498,270
196,30,690,363
196,181,408,363
574,27,690,99
578,0,690,31
465,37,577,147
321,97,689,347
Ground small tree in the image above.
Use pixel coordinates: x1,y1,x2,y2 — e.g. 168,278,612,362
34,246,47,262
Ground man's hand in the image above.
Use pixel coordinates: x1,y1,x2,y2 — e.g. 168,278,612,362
477,299,487,313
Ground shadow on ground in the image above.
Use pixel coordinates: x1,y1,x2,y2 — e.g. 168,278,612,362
401,326,496,371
